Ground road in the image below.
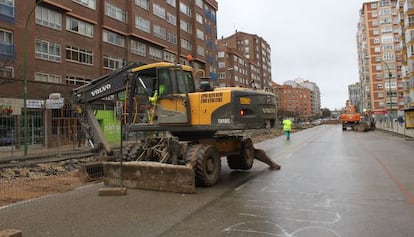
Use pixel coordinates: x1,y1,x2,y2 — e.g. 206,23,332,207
1,124,414,237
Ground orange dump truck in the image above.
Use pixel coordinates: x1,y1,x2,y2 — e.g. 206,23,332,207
340,104,361,131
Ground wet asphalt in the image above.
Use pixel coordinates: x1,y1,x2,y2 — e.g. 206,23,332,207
1,124,414,237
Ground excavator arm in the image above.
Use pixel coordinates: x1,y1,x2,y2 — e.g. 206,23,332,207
72,62,144,154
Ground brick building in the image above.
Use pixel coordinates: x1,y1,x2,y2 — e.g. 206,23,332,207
278,84,312,121
0,0,218,149
357,0,403,120
217,31,272,89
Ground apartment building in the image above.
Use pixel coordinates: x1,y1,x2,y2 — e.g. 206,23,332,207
396,0,414,118
357,0,403,120
348,82,361,110
0,0,218,148
217,31,272,89
279,83,312,121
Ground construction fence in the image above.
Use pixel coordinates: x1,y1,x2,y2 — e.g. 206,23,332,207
0,105,125,211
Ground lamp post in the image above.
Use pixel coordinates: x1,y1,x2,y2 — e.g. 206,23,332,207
23,0,43,155
382,60,393,129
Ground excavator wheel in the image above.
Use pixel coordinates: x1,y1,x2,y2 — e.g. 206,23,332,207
186,144,221,187
227,138,255,170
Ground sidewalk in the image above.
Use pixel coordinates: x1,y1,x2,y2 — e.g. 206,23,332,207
375,120,414,138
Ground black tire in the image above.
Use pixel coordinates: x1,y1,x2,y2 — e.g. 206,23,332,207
186,144,221,187
227,138,255,170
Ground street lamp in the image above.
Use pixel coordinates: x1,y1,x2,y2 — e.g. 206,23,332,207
382,60,393,129
365,56,393,129
23,0,43,155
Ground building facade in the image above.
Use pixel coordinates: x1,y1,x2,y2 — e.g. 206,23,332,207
217,31,272,89
279,83,312,121
357,0,403,120
0,0,218,149
348,82,361,111
397,0,414,112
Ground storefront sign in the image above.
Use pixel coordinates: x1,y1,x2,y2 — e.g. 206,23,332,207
27,100,44,109
45,98,64,109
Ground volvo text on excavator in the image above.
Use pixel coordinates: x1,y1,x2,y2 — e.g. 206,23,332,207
72,62,280,193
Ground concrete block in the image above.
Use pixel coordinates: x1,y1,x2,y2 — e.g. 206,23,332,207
0,229,22,237
98,187,127,196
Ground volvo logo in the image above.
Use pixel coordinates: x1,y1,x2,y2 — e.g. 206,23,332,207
91,84,112,97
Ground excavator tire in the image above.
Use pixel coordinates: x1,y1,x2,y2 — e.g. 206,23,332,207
186,144,221,187
226,138,254,170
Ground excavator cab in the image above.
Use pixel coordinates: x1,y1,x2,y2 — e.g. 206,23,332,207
129,64,195,125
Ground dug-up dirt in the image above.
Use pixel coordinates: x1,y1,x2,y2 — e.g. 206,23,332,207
0,170,85,207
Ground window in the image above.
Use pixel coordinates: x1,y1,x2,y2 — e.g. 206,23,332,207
381,26,392,33
163,51,176,63
72,0,96,10
218,52,224,58
104,56,123,70
380,8,390,15
153,3,165,19
66,75,91,85
0,29,13,56
0,65,13,77
66,16,93,37
167,32,177,44
131,40,146,56
136,16,150,33
166,0,176,8
166,12,176,25
194,13,203,25
196,28,204,40
197,45,205,56
66,45,93,65
179,2,191,16
195,0,203,8
149,47,162,60
0,0,14,17
105,3,126,22
35,72,62,84
135,0,149,10
181,38,192,51
153,24,166,40
35,39,61,62
35,6,62,30
180,20,192,33
103,29,125,47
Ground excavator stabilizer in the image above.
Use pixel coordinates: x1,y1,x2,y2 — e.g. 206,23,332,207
102,161,196,194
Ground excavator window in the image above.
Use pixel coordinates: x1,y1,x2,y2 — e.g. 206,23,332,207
158,69,171,96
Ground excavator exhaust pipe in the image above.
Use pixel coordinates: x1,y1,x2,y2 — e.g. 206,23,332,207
103,161,196,194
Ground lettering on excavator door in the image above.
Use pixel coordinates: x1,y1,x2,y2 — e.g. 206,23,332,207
200,92,223,104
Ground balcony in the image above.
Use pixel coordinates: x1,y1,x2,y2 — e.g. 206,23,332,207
0,2,15,23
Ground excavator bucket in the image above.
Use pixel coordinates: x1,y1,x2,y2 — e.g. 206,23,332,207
102,161,196,194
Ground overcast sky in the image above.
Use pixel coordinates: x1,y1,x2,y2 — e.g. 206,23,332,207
216,0,372,110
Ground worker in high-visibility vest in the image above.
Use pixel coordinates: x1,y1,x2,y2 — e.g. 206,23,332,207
282,118,292,140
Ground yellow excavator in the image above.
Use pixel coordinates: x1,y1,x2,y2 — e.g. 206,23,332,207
72,62,279,193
